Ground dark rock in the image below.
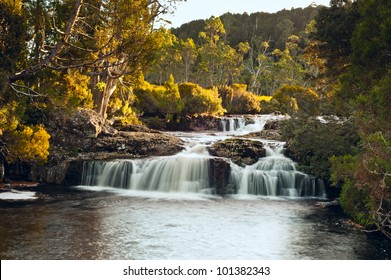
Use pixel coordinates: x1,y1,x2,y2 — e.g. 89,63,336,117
208,157,233,195
90,131,184,158
208,138,266,166
244,130,283,141
263,119,281,130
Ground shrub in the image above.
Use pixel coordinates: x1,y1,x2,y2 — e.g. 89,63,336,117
271,85,320,115
179,82,225,116
7,124,50,163
218,85,261,114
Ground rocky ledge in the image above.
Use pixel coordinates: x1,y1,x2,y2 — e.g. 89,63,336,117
10,109,184,185
243,119,284,141
208,138,266,166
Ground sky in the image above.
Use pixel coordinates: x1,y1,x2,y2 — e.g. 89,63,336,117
164,0,331,27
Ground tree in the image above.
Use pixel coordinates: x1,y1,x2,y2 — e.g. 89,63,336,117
7,0,185,118
180,38,197,82
145,28,183,85
312,0,391,239
196,16,244,87
312,0,360,81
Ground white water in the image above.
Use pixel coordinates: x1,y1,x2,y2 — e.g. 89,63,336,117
232,146,325,198
81,114,326,198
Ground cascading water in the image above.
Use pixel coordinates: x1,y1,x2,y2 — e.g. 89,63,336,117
81,148,212,193
218,116,267,132
219,117,247,131
231,146,326,198
80,114,326,198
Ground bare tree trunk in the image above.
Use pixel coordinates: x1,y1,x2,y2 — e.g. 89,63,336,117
91,71,119,118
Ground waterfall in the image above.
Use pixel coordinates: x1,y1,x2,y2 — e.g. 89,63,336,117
231,146,326,198
218,115,269,133
219,117,247,131
81,155,211,193
80,114,326,198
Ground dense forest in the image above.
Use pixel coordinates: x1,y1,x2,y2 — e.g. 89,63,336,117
0,0,390,239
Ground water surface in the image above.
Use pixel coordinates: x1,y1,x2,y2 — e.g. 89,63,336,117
0,185,390,260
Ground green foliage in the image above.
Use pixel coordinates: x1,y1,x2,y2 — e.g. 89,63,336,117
178,83,225,116
313,0,391,237
282,115,360,181
271,85,319,115
0,0,28,92
312,1,360,78
196,17,244,87
173,6,322,50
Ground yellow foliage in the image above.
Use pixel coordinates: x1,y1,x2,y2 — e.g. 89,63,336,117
0,101,19,135
179,83,225,116
63,70,93,109
8,125,50,163
232,83,248,91
120,101,141,126
256,96,273,103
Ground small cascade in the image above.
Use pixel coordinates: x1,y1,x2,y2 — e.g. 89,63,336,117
219,117,247,131
82,155,212,193
81,142,217,193
218,115,269,133
231,145,326,198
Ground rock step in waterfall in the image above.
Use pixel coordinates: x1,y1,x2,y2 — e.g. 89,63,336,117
80,115,326,198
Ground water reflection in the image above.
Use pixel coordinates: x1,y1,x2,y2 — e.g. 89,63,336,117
0,186,390,260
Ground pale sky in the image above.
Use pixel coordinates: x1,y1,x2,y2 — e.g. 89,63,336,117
164,0,331,27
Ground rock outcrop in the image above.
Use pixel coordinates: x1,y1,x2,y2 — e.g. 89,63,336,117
208,157,233,195
243,119,284,141
208,138,266,166
25,109,184,185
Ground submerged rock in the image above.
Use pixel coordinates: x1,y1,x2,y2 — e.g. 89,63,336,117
208,138,266,166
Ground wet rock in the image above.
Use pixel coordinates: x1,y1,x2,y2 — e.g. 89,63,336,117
208,138,266,166
243,118,286,141
209,158,233,195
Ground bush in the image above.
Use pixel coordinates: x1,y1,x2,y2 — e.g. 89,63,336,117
281,115,360,182
7,124,51,163
271,85,320,115
134,78,184,119
179,82,225,116
218,84,261,114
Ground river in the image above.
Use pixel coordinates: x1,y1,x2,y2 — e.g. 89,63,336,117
0,115,390,259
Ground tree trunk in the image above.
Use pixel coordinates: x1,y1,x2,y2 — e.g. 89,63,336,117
91,71,119,118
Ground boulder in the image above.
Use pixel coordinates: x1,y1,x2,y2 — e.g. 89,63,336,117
208,157,233,195
208,138,266,166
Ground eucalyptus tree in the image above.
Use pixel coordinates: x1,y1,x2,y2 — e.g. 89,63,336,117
7,0,185,118
197,16,243,87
